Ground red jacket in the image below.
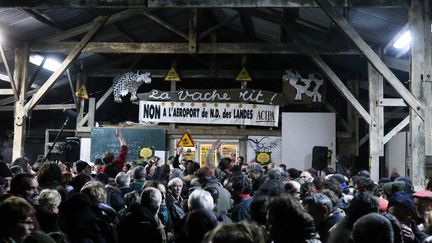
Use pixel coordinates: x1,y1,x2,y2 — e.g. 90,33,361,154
100,145,128,174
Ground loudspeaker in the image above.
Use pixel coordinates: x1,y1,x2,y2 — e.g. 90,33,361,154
312,146,329,170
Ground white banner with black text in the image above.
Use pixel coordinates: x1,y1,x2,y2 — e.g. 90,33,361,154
139,101,279,127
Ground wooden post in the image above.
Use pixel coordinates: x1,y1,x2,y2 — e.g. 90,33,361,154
410,0,430,189
347,79,359,156
12,46,29,161
369,63,384,181
189,8,197,53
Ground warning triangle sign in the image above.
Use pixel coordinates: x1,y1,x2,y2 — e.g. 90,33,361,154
177,132,194,147
164,67,181,82
235,67,252,82
75,84,89,99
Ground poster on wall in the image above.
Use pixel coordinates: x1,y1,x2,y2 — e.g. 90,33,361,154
221,144,238,163
139,101,279,127
181,147,196,161
247,136,282,165
200,144,217,167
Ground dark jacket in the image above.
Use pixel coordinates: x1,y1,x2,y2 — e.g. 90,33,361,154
201,177,232,214
317,209,344,243
118,203,166,243
165,193,185,224
232,196,253,222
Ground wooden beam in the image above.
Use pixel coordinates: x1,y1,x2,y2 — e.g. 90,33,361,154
410,0,428,189
0,89,13,95
369,63,384,180
88,98,96,128
0,103,75,111
315,0,424,119
0,44,18,99
309,50,372,125
239,11,256,39
141,11,189,41
30,42,360,55
12,46,29,161
88,69,283,78
24,16,108,113
77,87,113,127
0,0,407,8
395,45,411,58
189,9,197,53
379,98,406,107
20,8,63,30
383,116,409,144
66,69,78,109
45,9,144,42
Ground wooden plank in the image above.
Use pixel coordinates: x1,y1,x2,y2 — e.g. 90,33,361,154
0,0,407,8
30,42,360,55
0,103,76,111
27,56,46,89
347,79,359,156
379,98,406,107
0,44,18,99
315,0,424,120
383,116,409,144
0,89,13,95
141,11,189,41
369,63,384,181
148,0,407,8
326,103,352,133
66,69,78,109
423,0,432,156
189,9,197,53
77,87,113,127
309,50,372,125
12,46,29,161
410,0,426,189
46,9,144,42
88,98,96,128
20,8,63,30
24,16,108,113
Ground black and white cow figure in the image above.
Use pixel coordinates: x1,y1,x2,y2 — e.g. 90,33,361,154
113,71,151,103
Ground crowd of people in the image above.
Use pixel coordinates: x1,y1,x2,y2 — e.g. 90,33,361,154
1,129,432,243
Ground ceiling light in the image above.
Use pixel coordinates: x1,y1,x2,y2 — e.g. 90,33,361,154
393,31,411,49
29,54,61,72
0,73,10,82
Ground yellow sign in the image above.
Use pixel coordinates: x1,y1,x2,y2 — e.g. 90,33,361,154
75,84,89,99
140,147,154,159
177,132,194,147
256,151,271,165
235,67,252,82
164,67,181,82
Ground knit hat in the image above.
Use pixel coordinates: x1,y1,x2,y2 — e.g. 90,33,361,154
383,181,405,196
0,162,12,178
268,169,282,180
75,160,90,173
388,191,415,215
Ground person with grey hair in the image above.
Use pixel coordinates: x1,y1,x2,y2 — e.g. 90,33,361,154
188,189,214,211
166,177,185,224
130,166,146,192
115,172,133,197
303,193,344,243
118,187,167,243
352,213,394,243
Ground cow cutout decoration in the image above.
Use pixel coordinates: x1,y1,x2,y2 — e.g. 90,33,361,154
113,71,151,103
282,70,324,102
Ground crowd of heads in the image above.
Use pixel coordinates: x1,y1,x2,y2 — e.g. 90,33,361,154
2,150,432,243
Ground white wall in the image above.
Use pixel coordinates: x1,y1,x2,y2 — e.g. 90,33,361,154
385,132,407,176
281,112,336,170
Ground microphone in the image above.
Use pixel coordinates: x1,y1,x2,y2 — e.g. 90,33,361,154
63,109,78,118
